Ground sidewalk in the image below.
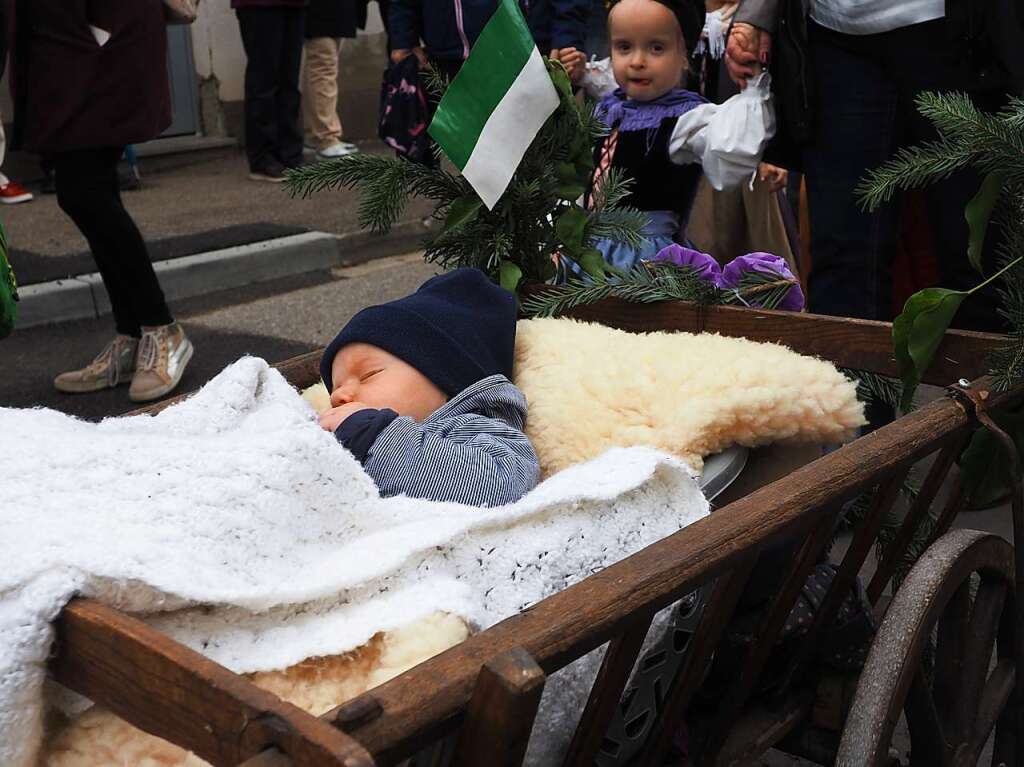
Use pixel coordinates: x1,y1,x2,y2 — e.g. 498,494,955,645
4,142,435,325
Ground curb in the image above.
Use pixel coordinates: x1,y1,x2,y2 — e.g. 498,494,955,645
16,219,433,329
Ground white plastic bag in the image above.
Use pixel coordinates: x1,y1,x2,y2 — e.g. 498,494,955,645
668,72,776,191
580,57,618,100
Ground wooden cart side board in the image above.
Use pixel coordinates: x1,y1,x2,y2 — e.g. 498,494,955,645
545,297,1004,385
50,600,376,767
61,379,1008,767
309,383,1008,765
130,304,1005,418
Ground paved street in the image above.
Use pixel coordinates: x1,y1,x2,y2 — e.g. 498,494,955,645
1,252,437,419
6,144,434,285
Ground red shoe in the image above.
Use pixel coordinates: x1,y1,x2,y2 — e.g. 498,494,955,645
0,181,33,204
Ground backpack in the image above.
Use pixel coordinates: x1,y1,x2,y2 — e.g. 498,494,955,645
0,224,16,339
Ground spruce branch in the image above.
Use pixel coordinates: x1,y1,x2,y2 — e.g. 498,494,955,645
520,261,799,318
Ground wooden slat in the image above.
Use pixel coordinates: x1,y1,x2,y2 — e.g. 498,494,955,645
638,561,758,765
707,694,813,767
867,433,971,603
131,299,1004,420
273,350,323,391
778,466,912,692
320,382,1010,765
451,648,545,767
699,518,835,763
529,294,1004,383
562,613,653,767
50,599,376,767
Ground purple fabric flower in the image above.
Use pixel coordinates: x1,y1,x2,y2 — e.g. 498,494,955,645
650,244,722,286
720,252,805,311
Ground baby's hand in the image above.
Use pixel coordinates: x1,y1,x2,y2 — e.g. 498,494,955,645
319,402,374,433
554,47,587,83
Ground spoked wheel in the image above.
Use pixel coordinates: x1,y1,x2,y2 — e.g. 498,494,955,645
837,530,1018,767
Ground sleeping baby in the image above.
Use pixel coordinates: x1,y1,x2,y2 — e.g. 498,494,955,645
318,267,540,506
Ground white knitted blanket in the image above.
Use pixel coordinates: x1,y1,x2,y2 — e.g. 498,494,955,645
0,358,709,767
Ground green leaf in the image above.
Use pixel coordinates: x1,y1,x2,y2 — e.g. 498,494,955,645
498,260,523,293
444,196,483,232
965,172,1006,273
555,206,588,253
577,248,622,281
959,407,1024,508
548,63,574,103
893,287,968,411
555,183,587,201
555,162,578,183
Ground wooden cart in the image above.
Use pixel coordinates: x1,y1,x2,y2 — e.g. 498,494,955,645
48,300,1023,767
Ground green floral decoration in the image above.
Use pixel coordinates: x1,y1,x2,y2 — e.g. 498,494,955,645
285,61,649,292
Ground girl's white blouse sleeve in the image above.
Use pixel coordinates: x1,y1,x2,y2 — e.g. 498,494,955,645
668,72,776,191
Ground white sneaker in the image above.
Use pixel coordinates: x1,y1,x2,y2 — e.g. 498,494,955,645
316,142,359,159
129,322,194,403
54,335,138,393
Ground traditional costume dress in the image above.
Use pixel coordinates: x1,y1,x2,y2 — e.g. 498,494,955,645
583,69,775,273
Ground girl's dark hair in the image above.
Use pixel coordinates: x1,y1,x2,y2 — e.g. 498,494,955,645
608,0,705,56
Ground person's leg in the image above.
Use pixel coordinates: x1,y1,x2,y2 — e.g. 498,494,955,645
54,148,148,337
304,36,344,150
803,22,899,322
237,7,284,172
277,6,306,167
887,20,1007,332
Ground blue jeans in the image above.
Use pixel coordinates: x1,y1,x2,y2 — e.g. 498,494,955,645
803,20,1005,330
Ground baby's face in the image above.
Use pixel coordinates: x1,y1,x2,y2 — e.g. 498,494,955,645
330,343,447,421
609,0,687,102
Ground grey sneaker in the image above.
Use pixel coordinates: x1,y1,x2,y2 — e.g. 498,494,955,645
128,323,194,403
54,335,138,393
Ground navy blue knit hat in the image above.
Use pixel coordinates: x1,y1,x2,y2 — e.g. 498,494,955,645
320,268,518,396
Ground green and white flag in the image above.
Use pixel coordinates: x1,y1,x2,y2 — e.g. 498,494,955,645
428,0,559,210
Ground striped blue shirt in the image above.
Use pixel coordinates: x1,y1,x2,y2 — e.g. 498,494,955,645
340,375,540,507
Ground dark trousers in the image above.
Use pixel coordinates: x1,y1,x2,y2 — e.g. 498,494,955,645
54,148,172,338
237,6,305,170
804,19,1005,331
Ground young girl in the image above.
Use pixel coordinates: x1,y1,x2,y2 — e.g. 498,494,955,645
559,0,775,272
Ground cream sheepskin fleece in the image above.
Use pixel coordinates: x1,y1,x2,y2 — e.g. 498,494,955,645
514,319,864,476
41,612,469,767
305,318,865,477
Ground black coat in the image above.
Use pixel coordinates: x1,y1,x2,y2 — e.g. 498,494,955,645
305,0,366,38
11,0,171,153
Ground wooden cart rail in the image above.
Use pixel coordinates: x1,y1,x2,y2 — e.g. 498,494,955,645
138,302,1006,419
49,302,1018,767
262,377,1016,766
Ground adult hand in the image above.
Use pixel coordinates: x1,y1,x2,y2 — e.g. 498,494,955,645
318,402,374,433
391,47,428,68
725,22,771,89
758,162,788,194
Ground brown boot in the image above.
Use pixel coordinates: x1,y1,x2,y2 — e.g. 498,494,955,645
54,335,138,393
128,323,194,403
